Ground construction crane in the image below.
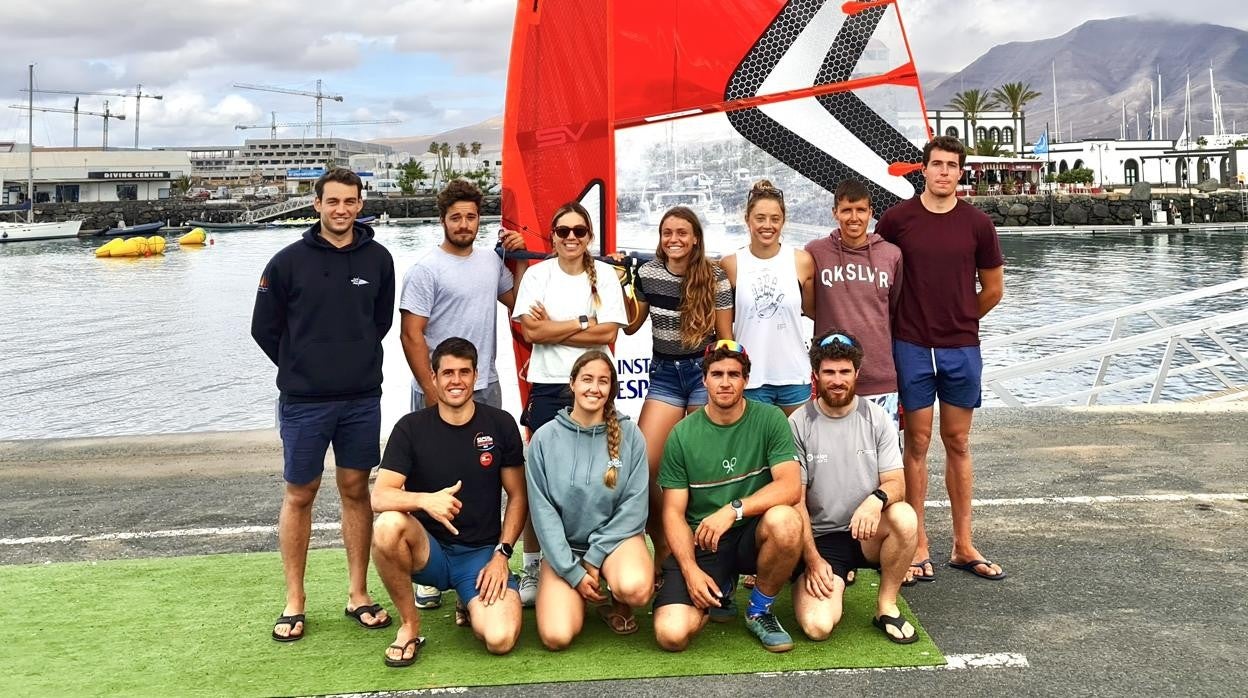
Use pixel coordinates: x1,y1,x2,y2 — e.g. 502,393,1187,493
235,112,400,139
9,100,126,149
233,80,343,137
21,85,162,148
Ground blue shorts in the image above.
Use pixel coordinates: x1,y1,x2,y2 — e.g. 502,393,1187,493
521,382,573,433
413,535,520,604
892,339,983,411
646,357,708,408
744,382,812,408
279,397,380,485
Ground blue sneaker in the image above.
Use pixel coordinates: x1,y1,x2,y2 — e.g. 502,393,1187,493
745,612,794,653
414,584,442,609
708,594,737,623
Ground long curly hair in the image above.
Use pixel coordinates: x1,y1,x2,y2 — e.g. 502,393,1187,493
656,206,719,349
569,350,622,489
550,202,600,312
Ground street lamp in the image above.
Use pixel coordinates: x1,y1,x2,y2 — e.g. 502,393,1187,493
1092,142,1109,189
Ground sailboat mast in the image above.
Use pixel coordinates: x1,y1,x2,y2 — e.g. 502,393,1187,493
27,64,33,224
1051,61,1059,143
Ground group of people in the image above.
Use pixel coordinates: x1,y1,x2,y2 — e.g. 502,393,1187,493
250,134,1006,667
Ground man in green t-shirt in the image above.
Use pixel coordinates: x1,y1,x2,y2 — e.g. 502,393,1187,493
653,340,803,653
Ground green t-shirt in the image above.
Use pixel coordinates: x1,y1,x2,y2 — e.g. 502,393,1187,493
658,399,799,530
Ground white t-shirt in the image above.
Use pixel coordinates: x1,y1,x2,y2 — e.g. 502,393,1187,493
511,258,627,384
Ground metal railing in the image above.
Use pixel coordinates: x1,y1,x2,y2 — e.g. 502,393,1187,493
982,278,1248,406
240,195,314,223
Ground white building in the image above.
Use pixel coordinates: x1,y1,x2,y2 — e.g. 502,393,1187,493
1025,138,1248,188
0,144,192,204
156,138,392,185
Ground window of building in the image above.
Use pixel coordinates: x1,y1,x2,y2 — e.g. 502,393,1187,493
989,127,1000,143
976,126,987,142
945,126,959,138
116,184,138,201
55,184,80,203
1124,159,1139,185
1002,126,1014,144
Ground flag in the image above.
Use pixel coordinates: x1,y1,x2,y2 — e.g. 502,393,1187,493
1033,130,1049,155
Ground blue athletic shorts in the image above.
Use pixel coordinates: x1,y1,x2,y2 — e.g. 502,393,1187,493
744,382,812,408
892,339,983,411
646,357,708,408
520,382,573,433
413,535,519,604
279,397,380,485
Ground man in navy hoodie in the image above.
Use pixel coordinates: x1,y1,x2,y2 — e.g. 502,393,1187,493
252,167,397,642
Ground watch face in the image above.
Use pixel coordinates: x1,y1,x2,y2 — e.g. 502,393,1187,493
731,499,742,508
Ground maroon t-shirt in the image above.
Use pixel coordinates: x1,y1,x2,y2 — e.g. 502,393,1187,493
876,197,1004,348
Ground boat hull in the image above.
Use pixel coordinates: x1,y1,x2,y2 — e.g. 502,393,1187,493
97,222,165,238
0,220,84,242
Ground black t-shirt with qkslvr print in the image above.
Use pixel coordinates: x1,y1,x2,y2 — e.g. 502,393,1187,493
380,403,524,547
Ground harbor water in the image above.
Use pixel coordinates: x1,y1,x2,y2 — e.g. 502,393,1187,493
2,223,1247,441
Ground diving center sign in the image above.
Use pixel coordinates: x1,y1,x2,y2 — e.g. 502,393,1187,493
87,171,172,180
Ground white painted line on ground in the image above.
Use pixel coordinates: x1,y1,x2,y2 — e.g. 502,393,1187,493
4,492,1244,547
755,652,1030,677
315,689,467,698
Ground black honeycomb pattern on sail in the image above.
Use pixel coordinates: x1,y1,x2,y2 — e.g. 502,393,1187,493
725,0,922,213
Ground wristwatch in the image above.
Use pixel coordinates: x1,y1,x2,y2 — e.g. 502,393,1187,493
494,542,514,560
871,488,889,508
578,314,590,330
730,498,744,521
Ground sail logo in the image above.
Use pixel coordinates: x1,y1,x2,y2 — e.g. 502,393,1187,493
528,121,605,149
349,277,370,286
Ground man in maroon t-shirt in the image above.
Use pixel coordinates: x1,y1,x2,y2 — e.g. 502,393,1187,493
875,135,1006,583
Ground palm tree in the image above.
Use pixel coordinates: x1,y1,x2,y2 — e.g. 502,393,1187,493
426,141,443,183
991,82,1041,154
948,89,999,153
455,142,469,173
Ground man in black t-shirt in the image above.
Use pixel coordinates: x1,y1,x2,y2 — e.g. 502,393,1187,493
371,338,527,667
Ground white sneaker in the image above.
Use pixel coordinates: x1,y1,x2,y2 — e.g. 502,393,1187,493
414,584,442,609
518,562,539,608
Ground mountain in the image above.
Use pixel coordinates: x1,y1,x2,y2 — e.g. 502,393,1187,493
925,17,1248,142
371,115,503,156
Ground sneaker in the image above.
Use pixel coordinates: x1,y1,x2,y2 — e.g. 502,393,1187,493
708,594,737,623
414,584,442,609
745,612,794,653
519,562,539,608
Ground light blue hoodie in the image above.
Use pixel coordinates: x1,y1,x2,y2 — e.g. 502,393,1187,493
526,407,649,587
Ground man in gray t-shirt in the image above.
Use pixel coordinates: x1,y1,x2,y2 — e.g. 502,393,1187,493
399,180,528,411
787,330,919,645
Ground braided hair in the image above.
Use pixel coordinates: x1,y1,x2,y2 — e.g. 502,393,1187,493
550,201,601,311
569,350,622,488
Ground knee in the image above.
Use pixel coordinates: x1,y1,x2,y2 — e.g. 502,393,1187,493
283,482,319,509
654,624,691,652
905,427,932,452
761,505,803,548
539,625,577,652
484,624,520,655
801,617,838,642
886,502,918,539
612,577,653,608
371,511,409,550
939,429,970,456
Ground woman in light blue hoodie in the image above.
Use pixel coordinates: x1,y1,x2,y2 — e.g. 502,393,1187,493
527,350,652,649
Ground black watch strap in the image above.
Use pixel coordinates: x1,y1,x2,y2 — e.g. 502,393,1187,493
495,542,514,559
871,488,889,507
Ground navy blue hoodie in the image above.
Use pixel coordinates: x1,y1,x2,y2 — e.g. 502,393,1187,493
251,222,395,402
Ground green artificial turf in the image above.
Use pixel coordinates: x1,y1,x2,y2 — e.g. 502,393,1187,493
0,549,943,696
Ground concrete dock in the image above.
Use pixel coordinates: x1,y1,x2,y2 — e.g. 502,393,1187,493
2,405,1246,696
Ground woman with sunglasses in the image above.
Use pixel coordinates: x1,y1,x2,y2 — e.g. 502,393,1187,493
526,350,652,647
511,202,629,602
720,180,815,417
620,206,733,568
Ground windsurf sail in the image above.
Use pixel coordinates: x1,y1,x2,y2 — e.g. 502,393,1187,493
501,0,934,414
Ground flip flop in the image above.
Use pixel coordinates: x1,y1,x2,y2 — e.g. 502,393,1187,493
873,614,919,644
271,613,305,642
845,569,857,587
384,636,425,668
454,600,471,628
596,602,639,635
345,603,393,629
948,559,1007,581
910,558,937,582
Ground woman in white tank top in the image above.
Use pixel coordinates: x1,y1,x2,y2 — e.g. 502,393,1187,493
720,180,815,416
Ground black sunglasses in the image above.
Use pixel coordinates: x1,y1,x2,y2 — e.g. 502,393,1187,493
553,225,590,239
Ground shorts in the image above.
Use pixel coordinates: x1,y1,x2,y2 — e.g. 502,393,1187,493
892,339,983,411
279,397,380,486
743,382,812,408
653,517,761,609
412,535,520,604
520,382,573,432
646,357,708,408
411,381,502,412
792,531,876,582
861,391,901,431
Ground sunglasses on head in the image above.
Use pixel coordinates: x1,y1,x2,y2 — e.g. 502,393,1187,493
819,333,857,348
749,186,784,200
553,225,590,239
705,338,748,358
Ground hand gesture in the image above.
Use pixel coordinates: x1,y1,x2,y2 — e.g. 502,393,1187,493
499,228,527,252
683,565,723,610
804,557,839,600
422,480,463,535
849,496,883,541
694,506,736,552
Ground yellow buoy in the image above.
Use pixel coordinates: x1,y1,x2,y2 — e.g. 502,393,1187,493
179,228,207,245
147,236,166,255
95,238,123,257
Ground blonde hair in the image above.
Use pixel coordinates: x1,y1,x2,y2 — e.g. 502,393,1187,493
656,206,719,348
550,202,601,311
745,179,786,219
569,350,622,488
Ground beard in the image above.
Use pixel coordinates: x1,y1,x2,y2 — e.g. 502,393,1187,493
819,383,856,409
444,230,476,249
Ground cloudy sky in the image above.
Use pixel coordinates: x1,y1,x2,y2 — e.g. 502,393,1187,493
2,0,1246,148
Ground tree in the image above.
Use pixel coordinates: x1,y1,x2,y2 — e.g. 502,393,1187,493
427,141,446,183
455,142,469,171
172,175,192,196
975,137,1003,158
948,89,999,152
396,159,428,196
990,82,1041,151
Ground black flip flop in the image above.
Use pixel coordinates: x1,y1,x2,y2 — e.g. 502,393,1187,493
947,559,1007,581
272,613,305,642
873,614,919,644
345,603,393,629
384,636,425,668
910,558,937,582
